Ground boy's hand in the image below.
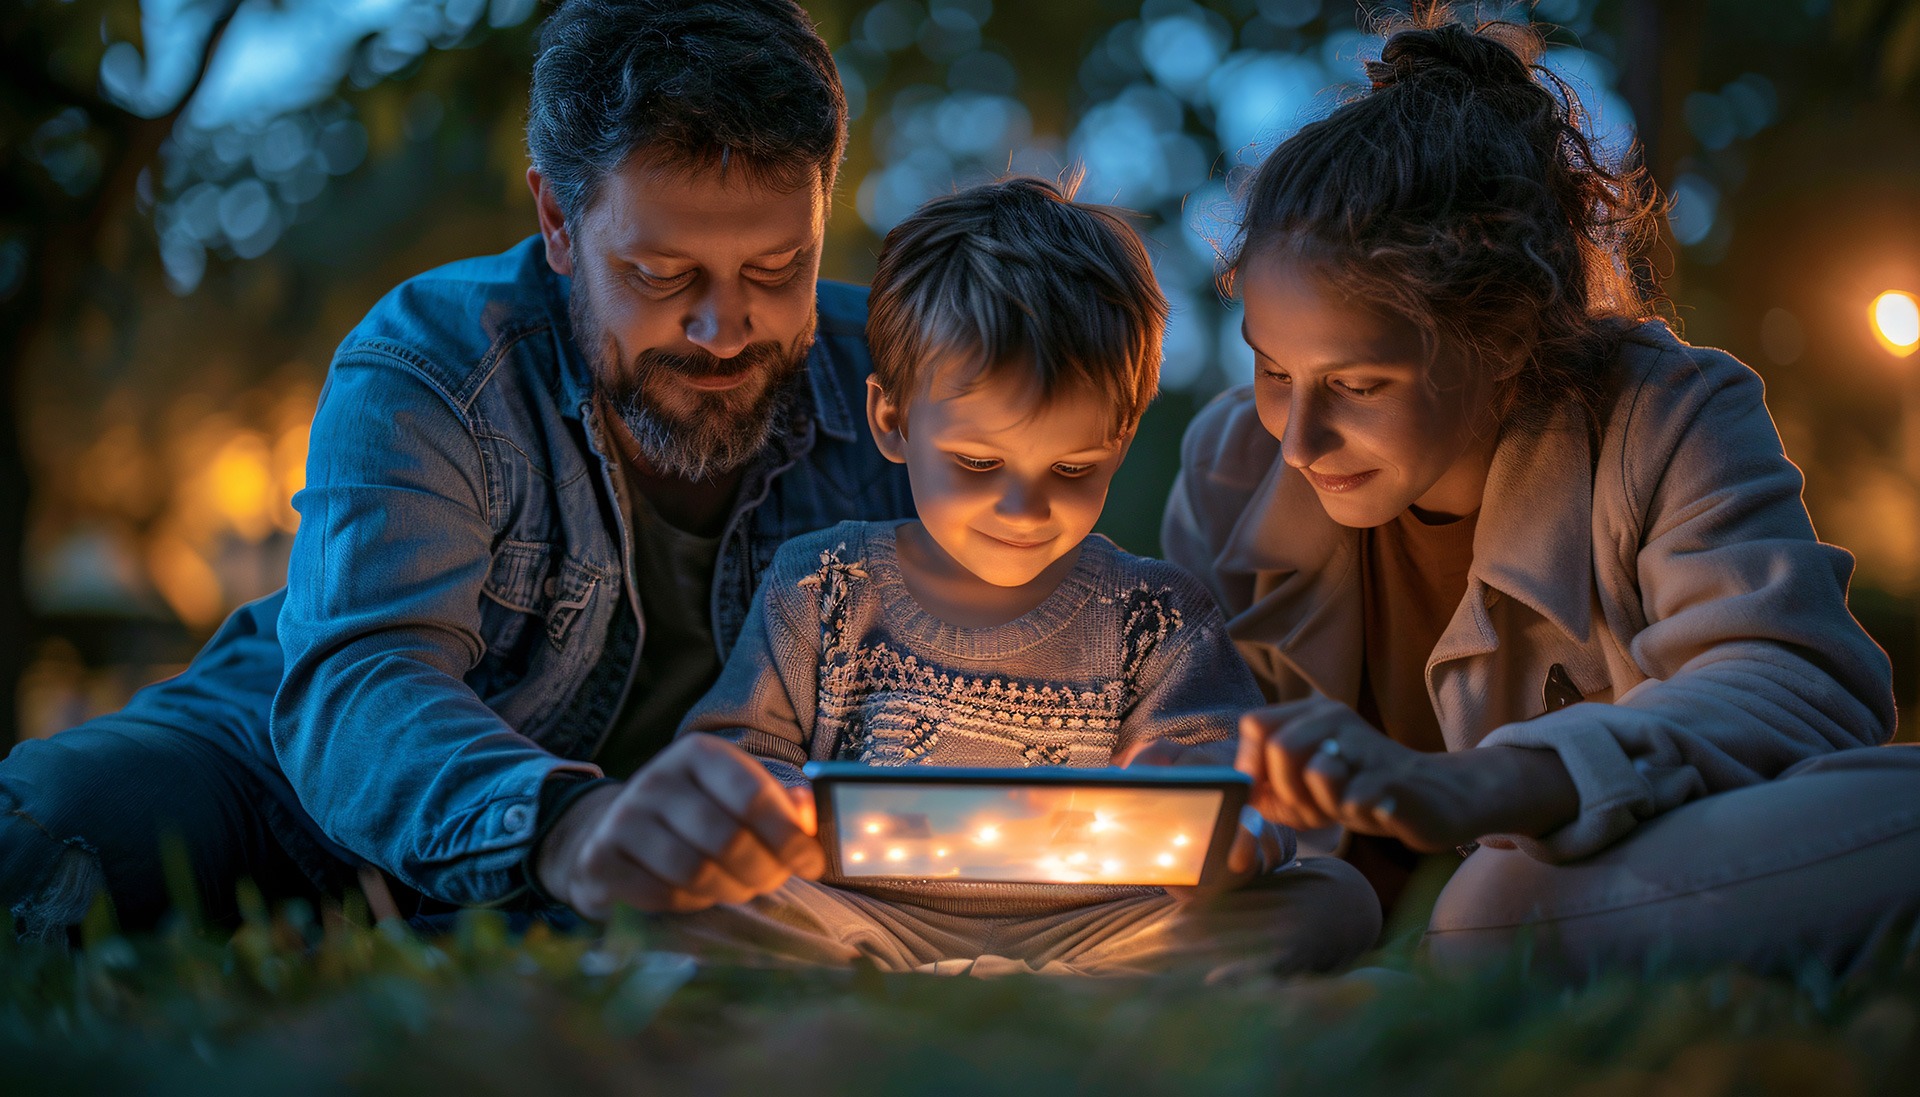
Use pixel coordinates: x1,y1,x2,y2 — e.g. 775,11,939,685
1236,695,1580,850
537,734,825,919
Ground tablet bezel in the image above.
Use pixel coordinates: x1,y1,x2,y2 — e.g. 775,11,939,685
802,762,1251,889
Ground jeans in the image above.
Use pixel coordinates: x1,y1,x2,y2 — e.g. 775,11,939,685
0,718,355,943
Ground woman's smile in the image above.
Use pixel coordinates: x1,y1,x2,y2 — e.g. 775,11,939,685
1303,468,1380,494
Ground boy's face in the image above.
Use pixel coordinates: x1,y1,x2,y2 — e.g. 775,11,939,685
868,361,1129,588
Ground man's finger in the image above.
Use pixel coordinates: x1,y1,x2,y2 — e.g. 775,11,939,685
651,792,793,895
680,739,819,867
787,786,818,837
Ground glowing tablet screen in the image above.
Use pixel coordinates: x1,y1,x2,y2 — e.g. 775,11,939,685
826,782,1225,886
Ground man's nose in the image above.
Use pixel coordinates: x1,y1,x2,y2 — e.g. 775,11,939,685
1279,385,1339,471
683,276,752,359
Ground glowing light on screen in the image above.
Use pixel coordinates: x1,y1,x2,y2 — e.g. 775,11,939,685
1171,834,1190,847
935,848,949,858
1101,859,1122,874
864,822,882,834
1156,853,1175,867
850,851,866,863
1090,812,1115,833
886,847,905,862
1873,290,1920,357
975,825,1000,844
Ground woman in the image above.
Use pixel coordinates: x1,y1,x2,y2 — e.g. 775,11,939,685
1165,10,1920,976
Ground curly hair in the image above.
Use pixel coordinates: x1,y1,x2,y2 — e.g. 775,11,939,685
526,0,848,225
1222,7,1667,434
867,176,1168,440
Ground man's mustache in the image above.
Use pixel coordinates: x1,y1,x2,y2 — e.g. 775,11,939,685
634,341,792,380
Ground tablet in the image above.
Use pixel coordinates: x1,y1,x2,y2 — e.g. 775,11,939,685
803,762,1250,888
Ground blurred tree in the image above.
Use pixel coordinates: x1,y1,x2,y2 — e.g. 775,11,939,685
2,0,242,746
6,0,1919,747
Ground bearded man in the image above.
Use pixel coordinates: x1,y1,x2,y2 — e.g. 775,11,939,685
0,0,913,938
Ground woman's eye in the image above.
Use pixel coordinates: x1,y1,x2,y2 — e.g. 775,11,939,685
954,455,1001,471
1258,367,1291,385
1334,379,1382,396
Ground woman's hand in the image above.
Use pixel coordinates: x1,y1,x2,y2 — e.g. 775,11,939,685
1235,695,1580,851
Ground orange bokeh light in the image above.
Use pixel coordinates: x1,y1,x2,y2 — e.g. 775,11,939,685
1872,290,1920,358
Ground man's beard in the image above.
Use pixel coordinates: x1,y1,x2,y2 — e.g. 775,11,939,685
570,281,813,482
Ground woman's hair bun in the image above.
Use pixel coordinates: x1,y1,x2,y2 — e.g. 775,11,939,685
1363,20,1541,93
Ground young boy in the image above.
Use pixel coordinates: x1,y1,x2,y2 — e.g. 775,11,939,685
667,178,1376,976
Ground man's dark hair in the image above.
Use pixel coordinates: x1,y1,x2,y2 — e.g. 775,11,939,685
527,0,848,223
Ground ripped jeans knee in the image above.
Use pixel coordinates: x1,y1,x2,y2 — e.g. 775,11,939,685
3,795,109,947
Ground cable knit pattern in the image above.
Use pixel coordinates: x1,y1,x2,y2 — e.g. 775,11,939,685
679,519,1273,914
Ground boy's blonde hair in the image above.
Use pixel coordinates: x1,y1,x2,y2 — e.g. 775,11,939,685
867,176,1167,438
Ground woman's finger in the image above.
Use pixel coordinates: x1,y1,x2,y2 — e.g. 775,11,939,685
1263,709,1352,823
1300,736,1354,821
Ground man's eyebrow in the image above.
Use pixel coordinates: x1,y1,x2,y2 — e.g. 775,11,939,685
618,238,814,264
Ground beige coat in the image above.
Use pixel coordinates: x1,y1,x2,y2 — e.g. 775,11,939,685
1163,321,1896,862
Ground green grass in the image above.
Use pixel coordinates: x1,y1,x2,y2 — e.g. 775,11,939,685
3,874,1916,1097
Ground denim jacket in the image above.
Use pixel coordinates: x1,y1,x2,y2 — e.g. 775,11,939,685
118,236,913,905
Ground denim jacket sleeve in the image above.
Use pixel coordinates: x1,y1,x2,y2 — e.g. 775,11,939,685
273,348,600,905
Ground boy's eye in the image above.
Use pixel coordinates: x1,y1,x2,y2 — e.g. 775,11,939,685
954,455,1001,472
1052,462,1095,477
1258,367,1291,385
1333,378,1382,396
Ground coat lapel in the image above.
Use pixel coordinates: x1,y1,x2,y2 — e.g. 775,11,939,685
1216,455,1365,707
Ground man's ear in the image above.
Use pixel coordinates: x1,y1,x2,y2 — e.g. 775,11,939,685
527,167,575,277
866,377,908,465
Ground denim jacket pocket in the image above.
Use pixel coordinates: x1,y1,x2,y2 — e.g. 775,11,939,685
478,540,603,663
479,540,556,659
543,559,602,650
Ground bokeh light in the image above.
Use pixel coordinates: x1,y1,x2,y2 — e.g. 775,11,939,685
1873,290,1920,358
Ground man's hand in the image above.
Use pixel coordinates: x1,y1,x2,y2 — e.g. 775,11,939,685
536,734,825,919
1235,695,1581,852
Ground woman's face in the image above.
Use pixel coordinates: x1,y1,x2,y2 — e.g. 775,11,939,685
1239,249,1501,527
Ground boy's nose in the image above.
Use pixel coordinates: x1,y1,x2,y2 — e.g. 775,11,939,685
994,479,1051,527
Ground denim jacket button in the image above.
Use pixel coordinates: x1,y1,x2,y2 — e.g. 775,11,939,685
502,803,533,834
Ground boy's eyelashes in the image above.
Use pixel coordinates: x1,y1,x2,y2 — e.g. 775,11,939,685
950,453,1100,477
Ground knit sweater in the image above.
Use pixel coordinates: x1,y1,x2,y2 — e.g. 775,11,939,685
679,519,1279,913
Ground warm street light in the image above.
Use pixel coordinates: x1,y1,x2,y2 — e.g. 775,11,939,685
1875,287,1920,710
1874,290,1920,357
